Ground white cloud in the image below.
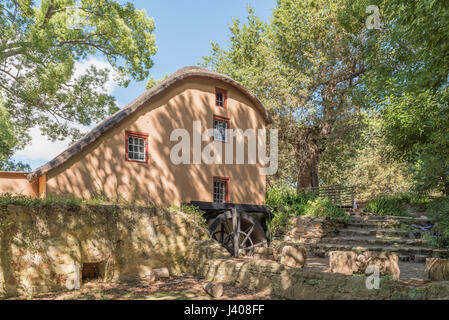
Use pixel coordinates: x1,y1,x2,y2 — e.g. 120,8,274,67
73,56,120,94
13,127,72,161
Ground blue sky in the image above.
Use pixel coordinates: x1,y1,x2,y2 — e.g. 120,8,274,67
12,0,277,170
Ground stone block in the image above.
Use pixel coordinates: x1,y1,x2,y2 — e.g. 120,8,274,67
329,251,400,280
424,258,449,282
279,245,307,268
153,268,170,279
329,251,359,275
203,282,223,298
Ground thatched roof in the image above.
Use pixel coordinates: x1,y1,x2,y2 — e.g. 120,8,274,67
27,66,271,181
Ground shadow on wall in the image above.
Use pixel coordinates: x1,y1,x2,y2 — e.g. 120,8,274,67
45,77,265,206
0,203,229,298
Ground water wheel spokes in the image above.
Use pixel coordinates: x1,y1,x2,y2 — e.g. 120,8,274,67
209,211,267,257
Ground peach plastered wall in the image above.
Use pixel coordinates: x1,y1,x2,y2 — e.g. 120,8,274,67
0,172,37,197
45,76,267,206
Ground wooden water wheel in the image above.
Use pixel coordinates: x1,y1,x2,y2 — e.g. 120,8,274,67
208,210,268,256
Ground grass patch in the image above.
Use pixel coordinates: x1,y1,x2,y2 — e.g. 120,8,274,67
168,204,206,225
366,193,432,216
0,193,156,209
366,196,406,216
265,187,346,234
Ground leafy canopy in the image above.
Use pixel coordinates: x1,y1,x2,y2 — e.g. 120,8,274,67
0,0,157,149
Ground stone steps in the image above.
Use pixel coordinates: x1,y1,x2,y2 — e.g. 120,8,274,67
305,212,444,263
339,228,410,238
306,242,449,262
320,236,430,247
347,221,404,229
321,236,430,247
349,215,429,223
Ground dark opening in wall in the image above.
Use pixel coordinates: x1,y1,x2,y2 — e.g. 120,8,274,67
82,262,104,283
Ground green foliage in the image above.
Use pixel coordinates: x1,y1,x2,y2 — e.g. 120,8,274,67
344,0,449,196
303,198,346,220
146,73,169,89
0,192,157,209
366,192,433,216
266,187,346,232
426,198,449,248
202,2,366,188
381,89,449,195
168,204,206,225
319,111,413,200
0,0,157,163
366,196,406,216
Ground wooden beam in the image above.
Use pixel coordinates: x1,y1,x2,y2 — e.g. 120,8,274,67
232,207,239,258
187,201,270,213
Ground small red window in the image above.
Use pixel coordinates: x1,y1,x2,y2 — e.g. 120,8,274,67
125,131,149,163
215,87,227,108
213,176,229,203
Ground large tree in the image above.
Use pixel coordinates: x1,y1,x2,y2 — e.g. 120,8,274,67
0,0,157,169
346,0,449,195
203,1,366,190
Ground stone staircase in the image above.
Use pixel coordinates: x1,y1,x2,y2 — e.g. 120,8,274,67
306,213,449,262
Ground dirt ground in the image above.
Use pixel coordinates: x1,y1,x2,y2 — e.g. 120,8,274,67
7,275,276,300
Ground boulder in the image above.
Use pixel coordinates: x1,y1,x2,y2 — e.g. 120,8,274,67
358,251,400,281
329,251,400,280
152,268,170,279
279,246,307,268
424,258,449,282
203,282,223,298
329,251,359,275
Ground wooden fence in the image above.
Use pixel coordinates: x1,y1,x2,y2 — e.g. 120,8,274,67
304,185,355,208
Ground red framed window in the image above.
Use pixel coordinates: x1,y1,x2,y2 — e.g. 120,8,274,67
213,115,230,143
213,176,229,203
125,131,149,163
215,87,227,108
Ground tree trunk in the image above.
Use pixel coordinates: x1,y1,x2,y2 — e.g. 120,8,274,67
296,152,319,191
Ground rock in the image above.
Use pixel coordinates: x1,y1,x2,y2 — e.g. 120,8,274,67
203,282,223,298
279,246,307,268
152,268,170,279
329,251,400,280
283,216,345,244
424,258,449,282
414,254,427,263
329,251,359,275
358,251,400,281
253,247,276,261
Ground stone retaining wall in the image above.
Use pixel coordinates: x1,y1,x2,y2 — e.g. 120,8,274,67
0,204,228,298
2,204,449,300
196,258,449,300
283,215,346,243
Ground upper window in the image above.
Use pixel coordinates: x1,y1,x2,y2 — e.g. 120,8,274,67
125,131,148,163
215,88,227,108
213,116,230,143
213,177,229,203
